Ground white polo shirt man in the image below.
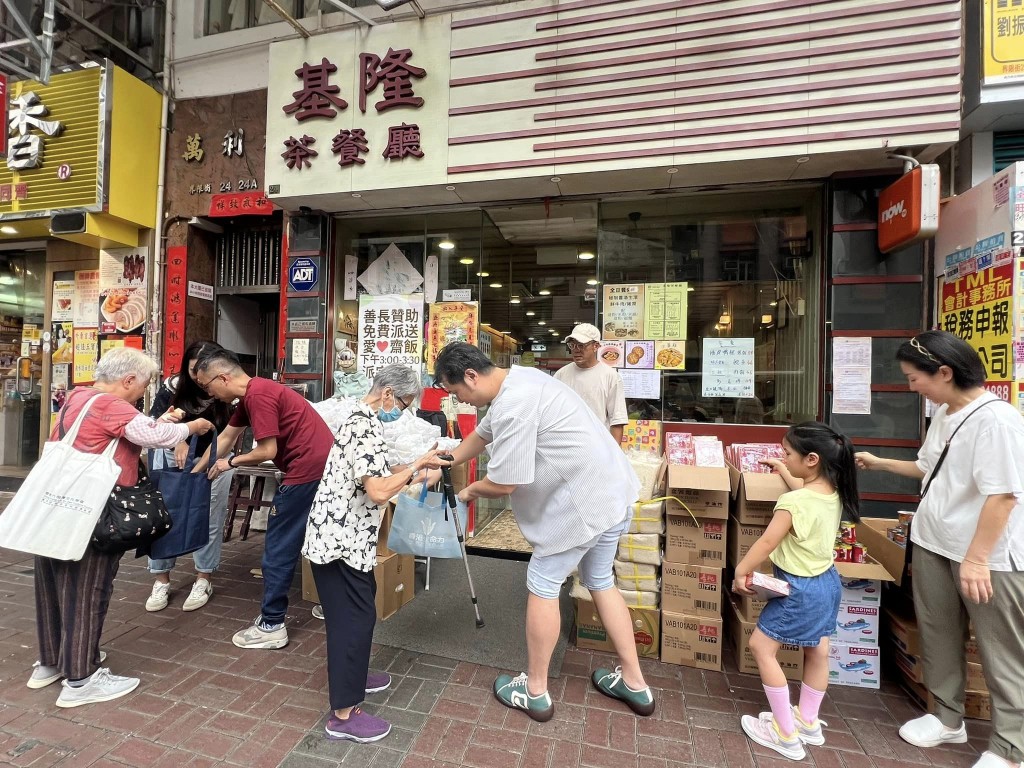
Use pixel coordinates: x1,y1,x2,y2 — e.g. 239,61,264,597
554,323,629,444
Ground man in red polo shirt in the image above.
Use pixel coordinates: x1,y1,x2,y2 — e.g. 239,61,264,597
195,348,332,649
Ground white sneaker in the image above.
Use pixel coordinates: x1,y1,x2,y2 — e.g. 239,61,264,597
182,579,213,612
55,668,139,708
791,706,827,746
312,605,324,620
232,621,288,650
899,714,968,748
972,751,1021,768
145,581,171,612
27,651,107,689
741,713,806,761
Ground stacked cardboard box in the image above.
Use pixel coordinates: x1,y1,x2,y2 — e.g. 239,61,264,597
301,551,416,621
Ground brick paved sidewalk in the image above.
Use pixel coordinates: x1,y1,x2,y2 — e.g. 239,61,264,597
0,519,992,768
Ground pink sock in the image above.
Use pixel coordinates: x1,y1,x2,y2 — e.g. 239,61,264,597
798,683,826,723
763,684,796,737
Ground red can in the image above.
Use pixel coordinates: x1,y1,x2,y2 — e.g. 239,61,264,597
840,522,857,544
851,543,866,564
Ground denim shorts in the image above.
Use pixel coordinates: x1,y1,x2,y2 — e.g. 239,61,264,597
756,564,841,647
526,509,632,600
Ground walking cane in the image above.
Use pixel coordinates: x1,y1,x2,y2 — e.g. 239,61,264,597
438,455,485,628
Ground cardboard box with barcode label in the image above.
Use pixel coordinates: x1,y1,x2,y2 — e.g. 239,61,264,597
828,642,882,689
727,596,803,680
666,465,731,520
727,516,766,568
301,553,414,621
727,463,788,525
831,604,881,645
660,611,723,670
573,598,660,659
661,563,723,618
664,514,727,567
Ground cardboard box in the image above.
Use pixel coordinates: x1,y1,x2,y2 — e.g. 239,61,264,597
301,553,415,621
831,604,881,645
727,463,788,524
727,596,804,680
833,555,895,583
573,598,660,658
856,517,910,587
661,611,724,670
727,516,766,568
828,642,882,689
839,576,882,606
735,592,768,621
661,563,723,618
884,607,922,656
967,661,988,693
965,635,981,664
666,465,731,520
909,679,991,721
377,503,394,557
664,514,726,566
745,571,790,601
892,645,924,683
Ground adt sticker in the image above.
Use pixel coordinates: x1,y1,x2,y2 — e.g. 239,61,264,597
288,258,318,292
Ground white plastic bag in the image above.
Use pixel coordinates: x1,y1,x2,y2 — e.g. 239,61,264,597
626,450,664,502
0,396,119,561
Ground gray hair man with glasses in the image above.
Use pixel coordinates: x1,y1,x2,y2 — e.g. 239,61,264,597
554,323,629,444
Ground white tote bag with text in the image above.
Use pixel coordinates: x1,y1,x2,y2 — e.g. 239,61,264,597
0,395,120,560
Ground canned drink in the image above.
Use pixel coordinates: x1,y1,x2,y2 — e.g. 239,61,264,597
836,544,852,562
887,527,900,540
893,532,907,545
833,546,844,562
898,511,914,527
840,522,857,544
851,543,866,563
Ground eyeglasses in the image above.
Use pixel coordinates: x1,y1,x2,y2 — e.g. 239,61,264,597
396,395,409,410
909,337,940,363
567,340,594,351
195,373,224,393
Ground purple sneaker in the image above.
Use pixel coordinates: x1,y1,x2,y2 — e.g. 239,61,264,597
365,671,391,694
325,708,392,743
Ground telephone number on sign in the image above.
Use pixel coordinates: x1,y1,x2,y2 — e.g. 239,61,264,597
985,382,1011,402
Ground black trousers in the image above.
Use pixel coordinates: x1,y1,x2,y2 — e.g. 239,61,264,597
311,558,376,710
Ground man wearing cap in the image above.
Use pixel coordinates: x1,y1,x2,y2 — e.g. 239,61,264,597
555,323,629,444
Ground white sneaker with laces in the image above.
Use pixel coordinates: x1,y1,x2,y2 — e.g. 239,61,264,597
899,714,968,748
791,705,827,746
741,712,806,761
182,579,213,612
145,581,171,612
232,620,288,649
27,651,107,689
55,668,139,708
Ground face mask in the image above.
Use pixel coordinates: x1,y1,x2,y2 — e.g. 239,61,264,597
378,406,402,423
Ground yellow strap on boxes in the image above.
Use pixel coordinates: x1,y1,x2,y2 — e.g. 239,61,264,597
619,536,659,560
636,496,697,526
618,562,656,591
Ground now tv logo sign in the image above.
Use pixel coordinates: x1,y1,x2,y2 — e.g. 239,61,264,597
880,199,907,224
877,164,940,253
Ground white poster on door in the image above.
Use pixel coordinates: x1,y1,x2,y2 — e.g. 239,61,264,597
702,337,755,398
357,294,424,381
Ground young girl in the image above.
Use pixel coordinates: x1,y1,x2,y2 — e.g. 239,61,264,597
732,421,860,761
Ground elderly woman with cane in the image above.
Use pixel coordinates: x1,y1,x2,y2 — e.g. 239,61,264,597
303,364,446,743
856,331,1024,768
29,347,212,707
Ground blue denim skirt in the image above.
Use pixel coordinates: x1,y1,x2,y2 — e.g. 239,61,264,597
756,564,841,647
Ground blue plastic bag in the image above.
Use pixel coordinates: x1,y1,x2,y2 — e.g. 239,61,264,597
387,484,468,559
146,431,214,560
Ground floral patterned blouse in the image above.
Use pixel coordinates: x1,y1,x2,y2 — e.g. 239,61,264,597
302,401,391,571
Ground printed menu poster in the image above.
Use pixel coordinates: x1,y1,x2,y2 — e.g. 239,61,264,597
358,294,424,381
51,322,73,365
602,284,644,340
644,282,688,340
52,280,74,322
832,337,872,415
620,369,661,399
72,328,98,384
702,337,755,398
654,340,686,370
73,270,99,328
623,340,654,369
426,301,478,374
598,341,624,368
98,247,148,335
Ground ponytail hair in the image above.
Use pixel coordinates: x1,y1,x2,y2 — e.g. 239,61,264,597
784,421,861,522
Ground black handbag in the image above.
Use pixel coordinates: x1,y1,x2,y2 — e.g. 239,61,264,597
91,464,173,555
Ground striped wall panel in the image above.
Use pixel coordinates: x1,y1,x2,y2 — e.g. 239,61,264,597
446,0,962,178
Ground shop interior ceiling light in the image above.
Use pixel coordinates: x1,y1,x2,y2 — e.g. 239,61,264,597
538,320,546,325
439,240,456,250
477,271,489,277
578,251,595,260
538,289,551,296
586,279,599,285
459,257,474,264
509,298,521,304
489,282,502,288
526,311,535,316
0,226,17,235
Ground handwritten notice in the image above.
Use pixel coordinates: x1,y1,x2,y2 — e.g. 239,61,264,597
602,284,644,340
357,294,423,381
832,337,872,414
644,282,688,339
620,368,661,399
73,270,100,328
702,337,755,398
72,328,98,384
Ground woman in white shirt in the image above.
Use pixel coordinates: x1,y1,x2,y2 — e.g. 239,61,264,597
856,331,1024,768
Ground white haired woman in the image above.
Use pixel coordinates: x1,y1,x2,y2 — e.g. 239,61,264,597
29,347,213,707
303,364,446,743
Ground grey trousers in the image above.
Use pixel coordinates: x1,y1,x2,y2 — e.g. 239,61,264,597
913,544,1024,762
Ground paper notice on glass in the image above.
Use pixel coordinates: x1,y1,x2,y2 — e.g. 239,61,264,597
343,255,358,300
620,369,661,400
832,337,872,414
702,338,754,398
293,338,310,366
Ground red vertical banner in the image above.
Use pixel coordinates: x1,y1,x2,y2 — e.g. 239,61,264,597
163,245,187,376
0,74,7,158
278,226,289,370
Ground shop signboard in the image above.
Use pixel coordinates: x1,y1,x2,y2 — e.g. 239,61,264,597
357,294,423,380
877,165,940,253
97,247,148,335
983,0,1024,85
0,73,7,159
426,301,478,374
939,262,1013,400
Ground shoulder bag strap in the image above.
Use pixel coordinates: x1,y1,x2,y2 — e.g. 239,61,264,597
919,400,996,499
58,391,104,442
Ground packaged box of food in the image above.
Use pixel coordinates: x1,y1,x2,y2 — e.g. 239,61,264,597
661,611,723,671
745,571,790,600
832,604,881,646
828,642,882,689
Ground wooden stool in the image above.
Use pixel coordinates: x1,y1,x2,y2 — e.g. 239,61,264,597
223,466,278,542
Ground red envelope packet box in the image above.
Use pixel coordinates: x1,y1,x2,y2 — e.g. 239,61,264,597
745,571,791,600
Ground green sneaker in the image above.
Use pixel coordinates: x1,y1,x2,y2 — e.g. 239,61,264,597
493,673,554,722
591,667,656,716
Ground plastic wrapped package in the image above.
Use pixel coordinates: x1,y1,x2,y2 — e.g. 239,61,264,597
613,559,660,592
620,589,660,609
380,408,460,465
617,533,662,566
628,500,665,534
311,396,360,434
626,450,664,502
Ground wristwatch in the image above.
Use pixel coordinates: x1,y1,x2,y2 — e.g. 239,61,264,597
227,455,238,469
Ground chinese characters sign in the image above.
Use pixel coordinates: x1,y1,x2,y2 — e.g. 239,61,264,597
602,284,645,340
644,282,689,340
426,301,478,374
984,0,1024,84
163,245,187,375
357,294,424,381
940,263,1013,398
702,338,755,398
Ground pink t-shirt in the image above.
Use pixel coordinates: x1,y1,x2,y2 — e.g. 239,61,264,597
50,388,144,485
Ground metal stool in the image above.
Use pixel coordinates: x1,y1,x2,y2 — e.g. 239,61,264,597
223,465,278,542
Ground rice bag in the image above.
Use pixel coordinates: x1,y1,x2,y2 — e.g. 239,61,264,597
628,500,665,534
613,559,659,592
617,533,662,566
